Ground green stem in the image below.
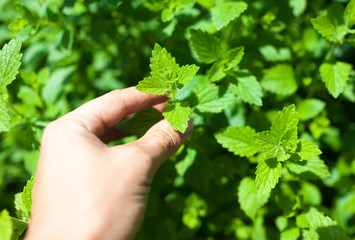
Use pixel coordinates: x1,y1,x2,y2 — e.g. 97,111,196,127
324,43,338,62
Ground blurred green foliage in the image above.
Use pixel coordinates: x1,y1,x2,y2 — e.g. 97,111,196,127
1,0,355,239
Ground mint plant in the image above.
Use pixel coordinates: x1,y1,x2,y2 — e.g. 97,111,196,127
1,0,355,239
217,105,327,197
136,43,199,133
0,39,22,132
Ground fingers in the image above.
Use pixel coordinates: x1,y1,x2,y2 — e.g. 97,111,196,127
101,128,131,144
64,87,168,136
120,119,193,171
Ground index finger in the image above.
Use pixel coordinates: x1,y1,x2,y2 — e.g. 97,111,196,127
65,87,168,136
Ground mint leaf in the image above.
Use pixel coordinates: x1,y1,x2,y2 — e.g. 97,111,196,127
189,29,221,64
182,193,207,229
225,46,244,70
211,0,248,30
208,62,226,82
254,105,299,161
117,108,164,137
319,61,352,98
311,15,342,43
0,39,22,88
229,70,262,106
136,44,199,133
297,98,326,121
0,210,12,240
259,45,292,62
136,76,168,95
254,131,297,162
295,139,322,161
238,177,270,220
176,147,197,176
178,64,200,85
254,130,288,161
271,104,299,141
163,101,191,133
0,99,10,132
281,228,300,240
304,207,351,240
160,0,195,22
289,0,306,17
302,229,319,240
149,43,179,85
285,157,330,180
15,176,35,221
194,83,235,113
344,0,355,28
215,126,259,157
255,158,282,196
261,64,297,96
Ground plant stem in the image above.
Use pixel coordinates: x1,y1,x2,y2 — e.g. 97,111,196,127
325,43,338,62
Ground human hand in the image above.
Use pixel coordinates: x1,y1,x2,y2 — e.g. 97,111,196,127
25,87,192,240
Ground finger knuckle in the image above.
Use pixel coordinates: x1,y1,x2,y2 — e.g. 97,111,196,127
152,128,179,156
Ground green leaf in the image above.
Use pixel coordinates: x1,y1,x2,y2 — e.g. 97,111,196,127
225,46,244,70
255,158,282,196
259,45,292,62
254,105,299,161
238,177,270,220
215,126,259,157
319,61,352,98
175,147,197,176
276,216,289,232
0,99,10,132
163,101,191,133
229,70,262,106
178,64,200,85
15,176,35,221
344,0,355,28
261,64,297,96
149,43,179,85
189,29,221,64
136,76,169,95
297,98,326,121
136,44,199,133
182,193,207,229
194,83,235,113
208,62,226,82
304,207,351,240
285,157,330,180
281,228,300,240
211,0,248,30
295,139,322,161
271,104,299,141
289,0,306,16
17,86,43,107
310,15,342,42
0,210,12,240
42,66,76,104
0,39,22,88
302,229,319,240
196,0,214,8
254,130,289,161
117,108,164,137
11,217,28,240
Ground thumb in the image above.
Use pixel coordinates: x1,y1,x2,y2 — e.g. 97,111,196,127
133,119,192,168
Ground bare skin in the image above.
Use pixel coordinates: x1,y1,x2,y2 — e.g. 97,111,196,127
25,87,192,240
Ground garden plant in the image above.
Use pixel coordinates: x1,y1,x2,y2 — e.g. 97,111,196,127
1,0,355,239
